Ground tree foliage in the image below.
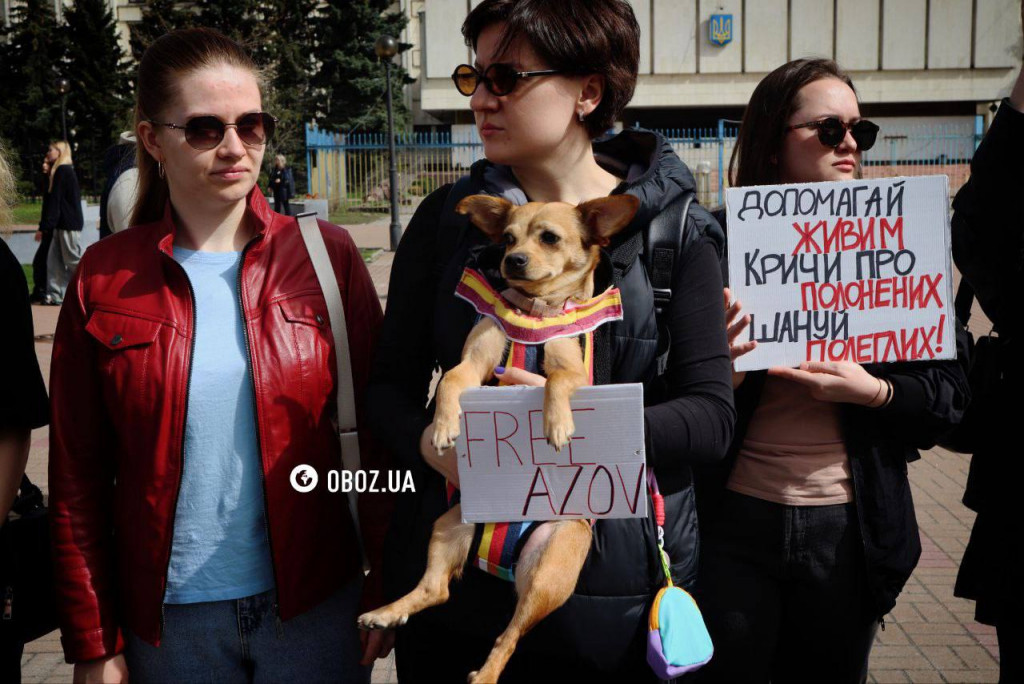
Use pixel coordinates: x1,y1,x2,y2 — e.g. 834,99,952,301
63,0,133,195
312,0,412,133
0,0,69,197
2,0,413,199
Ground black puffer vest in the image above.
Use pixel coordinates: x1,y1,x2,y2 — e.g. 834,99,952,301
402,129,726,670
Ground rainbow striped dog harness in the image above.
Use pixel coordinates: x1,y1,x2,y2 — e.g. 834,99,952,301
447,267,623,581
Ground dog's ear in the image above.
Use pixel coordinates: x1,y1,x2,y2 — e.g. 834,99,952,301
577,195,641,247
456,195,513,243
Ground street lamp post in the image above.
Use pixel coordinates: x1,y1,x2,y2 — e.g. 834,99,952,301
56,77,70,142
375,35,402,251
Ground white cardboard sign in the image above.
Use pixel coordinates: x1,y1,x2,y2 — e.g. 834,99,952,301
454,383,646,523
726,175,956,372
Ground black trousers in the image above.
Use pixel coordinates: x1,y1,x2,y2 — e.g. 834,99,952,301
0,638,23,684
694,491,878,683
31,230,51,299
274,195,292,216
998,622,1023,684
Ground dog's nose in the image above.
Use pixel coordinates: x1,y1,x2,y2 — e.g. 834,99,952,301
504,253,529,271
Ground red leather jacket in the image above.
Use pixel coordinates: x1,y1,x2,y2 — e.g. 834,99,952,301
48,190,390,663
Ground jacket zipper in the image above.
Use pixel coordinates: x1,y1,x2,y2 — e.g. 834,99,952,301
236,236,282,620
160,256,198,638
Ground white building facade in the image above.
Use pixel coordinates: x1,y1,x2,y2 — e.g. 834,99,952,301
409,0,1022,130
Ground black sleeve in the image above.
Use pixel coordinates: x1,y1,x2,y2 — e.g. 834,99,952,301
855,324,971,450
644,232,736,468
365,185,452,475
952,99,1024,338
39,169,62,232
0,241,49,430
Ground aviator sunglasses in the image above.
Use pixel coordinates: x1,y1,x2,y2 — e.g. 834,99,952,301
146,112,277,151
787,117,879,151
451,63,563,97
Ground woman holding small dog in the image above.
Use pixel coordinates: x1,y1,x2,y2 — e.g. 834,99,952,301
47,28,392,683
694,58,970,682
366,0,735,681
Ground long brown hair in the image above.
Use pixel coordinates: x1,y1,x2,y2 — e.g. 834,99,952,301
730,58,856,188
130,28,262,227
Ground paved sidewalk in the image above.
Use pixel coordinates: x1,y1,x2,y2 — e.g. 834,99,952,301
17,239,999,683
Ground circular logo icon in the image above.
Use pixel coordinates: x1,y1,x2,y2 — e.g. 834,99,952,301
290,465,319,493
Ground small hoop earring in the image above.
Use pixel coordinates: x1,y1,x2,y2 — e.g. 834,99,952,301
578,110,586,123
158,161,165,179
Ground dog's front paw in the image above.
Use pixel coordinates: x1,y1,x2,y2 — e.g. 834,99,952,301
358,608,409,631
544,405,575,452
431,411,462,454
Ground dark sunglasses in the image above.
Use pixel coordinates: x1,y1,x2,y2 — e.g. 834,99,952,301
451,63,563,97
146,112,277,151
787,117,879,151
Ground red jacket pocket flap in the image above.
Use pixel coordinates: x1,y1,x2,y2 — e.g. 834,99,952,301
85,310,162,350
278,295,328,328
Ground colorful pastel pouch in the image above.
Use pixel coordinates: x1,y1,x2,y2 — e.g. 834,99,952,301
646,474,714,678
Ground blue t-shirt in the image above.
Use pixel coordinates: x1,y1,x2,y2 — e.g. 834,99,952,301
164,247,275,604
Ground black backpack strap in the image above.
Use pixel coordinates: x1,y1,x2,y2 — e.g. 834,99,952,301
645,192,694,319
954,279,975,327
432,176,480,279
643,192,695,376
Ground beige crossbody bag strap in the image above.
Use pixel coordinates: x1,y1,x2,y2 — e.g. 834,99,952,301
296,212,369,574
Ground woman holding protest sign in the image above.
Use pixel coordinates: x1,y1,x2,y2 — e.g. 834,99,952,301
694,58,970,682
950,4,1024,679
47,28,392,683
364,0,735,680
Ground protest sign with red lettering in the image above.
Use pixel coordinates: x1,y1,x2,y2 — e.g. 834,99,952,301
726,175,956,372
454,384,646,523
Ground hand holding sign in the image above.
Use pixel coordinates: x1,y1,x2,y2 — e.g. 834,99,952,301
768,361,886,406
726,176,956,371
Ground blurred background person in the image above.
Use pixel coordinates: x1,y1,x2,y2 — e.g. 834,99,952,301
30,158,52,303
951,3,1024,681
40,141,83,306
99,132,139,237
269,154,294,215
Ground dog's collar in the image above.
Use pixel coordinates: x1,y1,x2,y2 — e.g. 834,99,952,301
455,267,623,345
499,288,572,319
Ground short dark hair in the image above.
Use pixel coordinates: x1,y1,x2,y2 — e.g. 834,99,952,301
462,0,640,138
730,58,857,187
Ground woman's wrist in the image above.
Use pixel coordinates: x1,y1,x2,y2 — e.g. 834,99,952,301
864,377,893,409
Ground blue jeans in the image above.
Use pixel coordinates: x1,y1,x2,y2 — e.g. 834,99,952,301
124,579,369,683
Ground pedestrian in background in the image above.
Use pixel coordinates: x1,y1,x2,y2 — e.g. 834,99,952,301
950,3,1024,681
30,158,52,303
98,132,139,237
47,28,392,683
695,58,970,682
40,141,83,306
269,153,294,215
0,143,50,684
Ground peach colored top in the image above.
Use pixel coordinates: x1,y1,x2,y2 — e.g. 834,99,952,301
726,376,853,506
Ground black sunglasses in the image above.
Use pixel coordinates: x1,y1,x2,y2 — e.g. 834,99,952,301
147,112,277,151
787,117,879,151
451,63,563,97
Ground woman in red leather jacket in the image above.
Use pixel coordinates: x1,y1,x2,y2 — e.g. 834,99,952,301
48,28,392,683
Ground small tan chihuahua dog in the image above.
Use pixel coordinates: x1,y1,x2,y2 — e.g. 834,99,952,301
358,193,639,683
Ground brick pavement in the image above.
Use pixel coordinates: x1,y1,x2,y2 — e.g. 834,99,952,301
15,232,1001,682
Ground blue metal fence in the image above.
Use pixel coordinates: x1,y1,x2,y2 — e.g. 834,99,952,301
306,117,981,211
